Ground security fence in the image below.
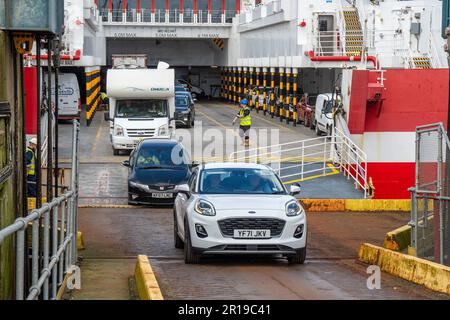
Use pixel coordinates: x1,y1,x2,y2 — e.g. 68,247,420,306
0,121,80,299
410,123,450,266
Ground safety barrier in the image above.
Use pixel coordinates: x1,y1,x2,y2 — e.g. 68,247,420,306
229,126,368,197
409,122,450,266
0,121,80,300
101,9,234,24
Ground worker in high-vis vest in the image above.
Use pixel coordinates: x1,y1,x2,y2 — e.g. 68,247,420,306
233,99,252,147
26,137,37,197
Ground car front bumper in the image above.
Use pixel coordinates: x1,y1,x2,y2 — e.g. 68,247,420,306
187,210,307,255
112,136,140,150
128,186,177,205
174,112,191,125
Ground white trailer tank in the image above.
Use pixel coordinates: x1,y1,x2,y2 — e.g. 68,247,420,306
105,66,175,155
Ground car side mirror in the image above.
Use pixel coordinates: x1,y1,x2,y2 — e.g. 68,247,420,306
177,184,191,197
122,160,130,167
104,112,110,121
190,161,200,168
289,183,301,196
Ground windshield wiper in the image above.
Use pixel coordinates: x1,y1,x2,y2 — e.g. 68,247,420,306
138,166,166,169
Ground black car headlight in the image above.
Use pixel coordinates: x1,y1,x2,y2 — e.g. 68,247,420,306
129,181,149,191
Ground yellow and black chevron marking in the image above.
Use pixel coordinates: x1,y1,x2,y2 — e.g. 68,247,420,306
86,69,101,126
213,38,225,50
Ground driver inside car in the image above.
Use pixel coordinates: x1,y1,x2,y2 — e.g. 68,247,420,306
204,174,226,193
247,174,272,193
137,149,161,166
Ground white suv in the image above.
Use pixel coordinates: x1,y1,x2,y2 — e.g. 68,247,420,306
174,163,307,264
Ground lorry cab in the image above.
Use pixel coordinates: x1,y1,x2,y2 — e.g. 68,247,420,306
105,66,175,155
314,93,335,136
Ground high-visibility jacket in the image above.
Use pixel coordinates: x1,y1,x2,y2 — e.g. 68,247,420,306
239,107,252,126
26,147,36,176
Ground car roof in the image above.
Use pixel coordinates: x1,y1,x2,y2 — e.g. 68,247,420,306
139,138,179,148
201,162,273,170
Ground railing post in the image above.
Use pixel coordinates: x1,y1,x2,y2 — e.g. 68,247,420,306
15,225,26,300
31,218,40,290
301,141,305,181
408,188,418,251
51,206,59,299
437,128,444,264
322,137,327,176
58,201,66,285
43,207,50,299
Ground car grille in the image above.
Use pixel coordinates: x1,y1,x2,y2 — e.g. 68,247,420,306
127,128,156,138
148,185,176,191
218,218,286,238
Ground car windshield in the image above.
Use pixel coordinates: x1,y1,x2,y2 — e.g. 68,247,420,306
135,144,189,169
116,99,168,118
175,96,190,109
199,168,286,195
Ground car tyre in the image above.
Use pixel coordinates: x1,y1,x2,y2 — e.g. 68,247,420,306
185,116,192,129
327,125,333,137
174,210,184,249
184,218,200,264
113,148,120,156
288,247,307,264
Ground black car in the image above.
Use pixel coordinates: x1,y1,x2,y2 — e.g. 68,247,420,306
122,139,196,205
175,93,196,128
175,84,189,92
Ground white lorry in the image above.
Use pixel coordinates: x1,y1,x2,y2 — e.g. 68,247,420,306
105,63,175,155
314,93,336,137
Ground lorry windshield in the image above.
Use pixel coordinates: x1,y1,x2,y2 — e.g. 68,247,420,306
116,99,168,118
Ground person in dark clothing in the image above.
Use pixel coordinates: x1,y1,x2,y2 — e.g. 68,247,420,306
26,138,37,197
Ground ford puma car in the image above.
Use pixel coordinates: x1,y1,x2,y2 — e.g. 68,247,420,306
123,139,194,205
173,163,307,264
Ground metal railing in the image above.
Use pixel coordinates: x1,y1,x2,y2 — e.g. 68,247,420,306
409,123,450,266
100,9,234,24
228,127,368,197
0,121,80,300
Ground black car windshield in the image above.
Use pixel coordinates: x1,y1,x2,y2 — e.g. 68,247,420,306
135,144,189,169
116,99,168,118
199,168,286,195
175,96,190,110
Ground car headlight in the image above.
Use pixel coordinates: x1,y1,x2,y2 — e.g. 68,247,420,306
129,181,148,191
194,199,216,216
158,124,169,136
114,124,124,136
285,200,304,217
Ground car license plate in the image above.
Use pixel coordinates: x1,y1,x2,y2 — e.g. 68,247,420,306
151,193,173,199
233,230,271,239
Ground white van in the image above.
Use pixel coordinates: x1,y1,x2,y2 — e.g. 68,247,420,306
314,93,336,136
44,73,81,119
105,65,175,155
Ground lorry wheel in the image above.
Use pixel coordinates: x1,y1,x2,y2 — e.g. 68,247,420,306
327,125,333,137
113,148,120,156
